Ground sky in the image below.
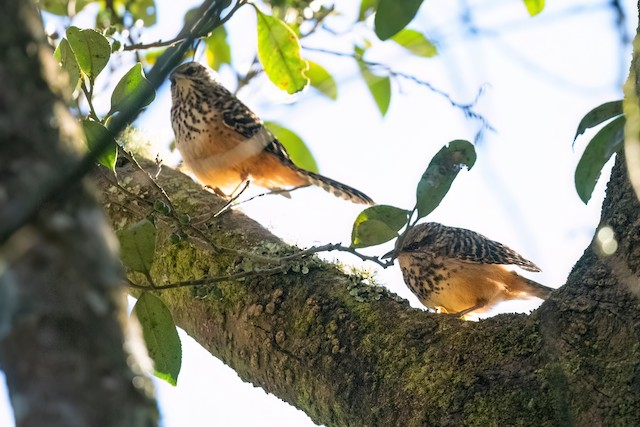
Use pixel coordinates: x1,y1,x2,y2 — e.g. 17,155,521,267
1,0,637,426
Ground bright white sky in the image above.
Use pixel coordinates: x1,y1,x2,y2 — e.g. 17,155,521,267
1,0,637,426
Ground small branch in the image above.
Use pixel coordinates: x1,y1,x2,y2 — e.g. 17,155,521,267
193,180,251,225
279,243,394,269
123,37,184,52
233,185,310,206
80,80,100,121
127,265,288,291
303,46,494,143
122,0,247,52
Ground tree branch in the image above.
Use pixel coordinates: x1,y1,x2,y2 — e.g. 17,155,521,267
95,152,640,425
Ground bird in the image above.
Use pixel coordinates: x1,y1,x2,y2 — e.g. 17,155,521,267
388,222,554,317
169,61,374,205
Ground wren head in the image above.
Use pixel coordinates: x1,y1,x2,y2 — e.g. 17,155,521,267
383,223,441,260
170,62,218,87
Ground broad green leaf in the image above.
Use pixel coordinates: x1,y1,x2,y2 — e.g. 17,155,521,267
36,0,92,16
574,100,623,143
82,120,117,172
523,0,545,16
416,140,476,219
374,0,424,40
391,29,437,58
351,205,410,248
109,63,156,115
256,9,309,94
358,0,378,21
575,115,625,204
127,0,157,27
205,26,232,71
54,38,81,90
306,61,338,100
116,219,156,273
356,47,391,116
133,292,182,386
66,26,111,81
264,122,318,173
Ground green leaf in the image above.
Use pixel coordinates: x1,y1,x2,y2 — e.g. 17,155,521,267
116,219,156,273
205,26,232,71
36,0,92,16
264,122,318,173
356,47,391,116
358,0,378,21
66,26,111,81
127,0,157,27
109,63,156,115
306,61,338,100
574,115,625,204
390,29,437,58
54,38,81,90
523,0,545,16
416,140,476,219
374,0,424,40
133,292,182,386
574,100,623,143
256,9,309,94
351,205,410,248
82,120,117,172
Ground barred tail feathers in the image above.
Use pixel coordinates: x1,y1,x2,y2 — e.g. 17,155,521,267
508,272,554,300
298,169,374,205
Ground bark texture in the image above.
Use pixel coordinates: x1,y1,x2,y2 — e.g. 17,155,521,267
95,150,640,426
0,2,158,426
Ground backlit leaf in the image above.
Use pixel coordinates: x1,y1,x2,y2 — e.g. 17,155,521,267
82,120,117,172
307,61,338,100
256,9,309,94
391,29,437,58
133,292,182,386
116,219,156,274
374,0,424,40
205,26,232,71
264,122,318,173
109,63,156,115
356,47,391,116
416,140,476,219
574,100,623,143
575,115,625,204
66,26,111,81
358,0,378,21
128,0,157,27
54,38,81,90
523,0,545,16
36,0,92,16
351,205,410,248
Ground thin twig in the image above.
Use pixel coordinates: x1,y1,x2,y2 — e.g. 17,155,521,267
127,264,288,290
193,180,251,225
303,46,494,143
122,0,247,52
278,243,394,269
233,185,310,206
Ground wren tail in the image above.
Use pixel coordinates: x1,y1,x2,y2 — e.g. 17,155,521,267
297,168,374,205
521,276,555,299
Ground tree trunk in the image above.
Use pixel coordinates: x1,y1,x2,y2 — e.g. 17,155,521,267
0,2,158,426
94,148,640,426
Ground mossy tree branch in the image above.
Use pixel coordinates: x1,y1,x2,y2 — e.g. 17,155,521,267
95,149,640,426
